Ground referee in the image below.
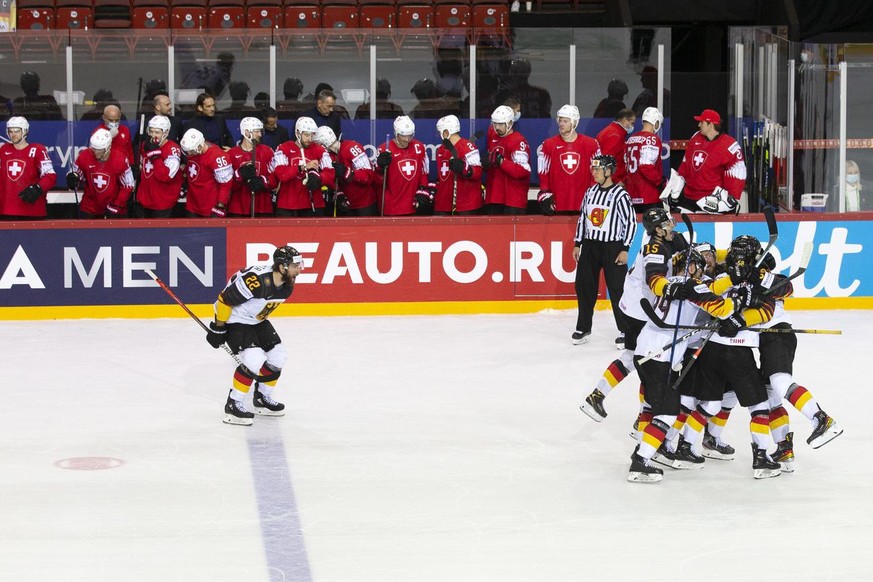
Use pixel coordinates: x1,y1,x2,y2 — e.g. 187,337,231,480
571,154,637,346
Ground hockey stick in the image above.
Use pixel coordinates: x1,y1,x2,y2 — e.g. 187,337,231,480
666,213,694,375
669,328,716,389
442,137,459,214
380,133,389,217
299,145,315,213
755,206,778,267
249,136,258,219
639,299,840,334
144,269,280,381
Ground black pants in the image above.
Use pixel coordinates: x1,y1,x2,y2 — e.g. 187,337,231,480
574,239,628,335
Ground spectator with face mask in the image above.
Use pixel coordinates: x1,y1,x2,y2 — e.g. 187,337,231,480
93,104,134,165
842,160,865,212
595,108,636,185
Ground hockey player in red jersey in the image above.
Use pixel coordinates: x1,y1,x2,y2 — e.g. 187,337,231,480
595,108,635,185
271,116,332,217
226,117,277,217
312,126,378,216
624,107,666,213
67,128,135,219
537,104,599,215
136,115,184,218
483,105,531,215
0,116,56,220
93,104,135,165
434,114,483,215
180,128,233,218
663,109,746,214
372,115,430,216
206,245,303,426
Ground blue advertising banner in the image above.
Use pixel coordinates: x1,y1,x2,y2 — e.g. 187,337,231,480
0,227,225,306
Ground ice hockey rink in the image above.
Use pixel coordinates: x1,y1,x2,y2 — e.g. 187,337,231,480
2,308,870,581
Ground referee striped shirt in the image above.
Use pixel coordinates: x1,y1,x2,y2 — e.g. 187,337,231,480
574,183,637,248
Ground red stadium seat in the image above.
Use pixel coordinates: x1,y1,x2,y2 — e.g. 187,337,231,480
208,6,245,29
433,3,470,28
132,6,170,28
56,7,94,29
322,4,358,29
246,5,282,28
282,5,320,28
472,3,508,27
16,6,55,29
396,4,432,28
171,6,207,28
360,4,395,29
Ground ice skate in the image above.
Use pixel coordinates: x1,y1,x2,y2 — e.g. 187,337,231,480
224,391,254,426
807,410,843,449
253,388,286,416
614,334,625,350
579,389,607,422
702,430,736,460
672,437,705,470
771,432,795,474
752,443,781,479
572,331,591,345
651,441,679,470
628,446,663,483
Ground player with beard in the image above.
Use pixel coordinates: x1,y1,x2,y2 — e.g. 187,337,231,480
272,116,333,217
0,116,56,220
482,105,531,215
226,117,277,217
135,115,184,218
537,104,600,215
67,128,136,219
206,246,304,426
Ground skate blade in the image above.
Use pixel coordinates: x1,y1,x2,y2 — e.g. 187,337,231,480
627,471,662,483
701,449,735,461
777,459,795,473
651,454,677,470
223,414,253,426
672,459,705,470
254,408,285,417
808,424,844,449
753,467,781,479
579,403,604,423
572,336,591,345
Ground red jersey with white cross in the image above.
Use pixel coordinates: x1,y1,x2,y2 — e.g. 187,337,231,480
184,144,233,217
595,121,630,184
137,140,183,211
485,130,531,209
0,142,56,217
434,137,483,213
271,141,332,211
226,143,277,216
678,131,747,202
373,138,429,216
537,133,598,212
93,123,135,165
72,147,135,215
623,130,664,206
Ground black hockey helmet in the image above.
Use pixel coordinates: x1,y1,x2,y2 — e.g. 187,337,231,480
591,154,616,172
673,248,707,273
642,206,671,235
273,245,303,269
725,235,761,282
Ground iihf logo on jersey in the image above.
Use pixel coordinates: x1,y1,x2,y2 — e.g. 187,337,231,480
692,150,708,170
588,207,610,227
560,152,581,175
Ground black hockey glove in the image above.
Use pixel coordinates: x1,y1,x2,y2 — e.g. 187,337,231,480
305,171,322,193
105,203,123,218
448,157,468,177
66,172,80,190
246,176,267,193
376,151,392,171
335,193,351,213
761,252,776,271
718,313,746,338
206,322,227,348
413,187,433,215
730,284,765,310
19,184,43,204
334,161,354,183
537,191,555,216
238,163,257,182
663,279,691,300
210,204,227,218
489,151,504,168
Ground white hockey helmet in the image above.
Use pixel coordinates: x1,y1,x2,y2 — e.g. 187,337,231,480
6,116,30,137
295,116,318,139
642,107,664,132
436,114,460,138
148,115,171,133
90,128,113,151
491,105,515,127
180,128,205,155
556,104,580,129
313,125,338,149
239,116,264,139
393,115,415,137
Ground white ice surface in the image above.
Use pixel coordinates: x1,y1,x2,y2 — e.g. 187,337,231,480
1,309,871,581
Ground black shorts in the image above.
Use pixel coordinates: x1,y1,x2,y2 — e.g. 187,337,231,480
624,316,647,352
758,323,796,378
678,347,699,398
226,320,281,354
693,342,767,406
634,357,681,416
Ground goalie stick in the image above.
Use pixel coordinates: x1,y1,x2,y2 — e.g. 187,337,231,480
145,269,281,382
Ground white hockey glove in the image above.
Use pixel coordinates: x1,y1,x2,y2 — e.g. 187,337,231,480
659,168,686,201
697,186,739,214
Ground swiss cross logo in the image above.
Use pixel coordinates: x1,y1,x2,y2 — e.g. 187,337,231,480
560,152,580,175
92,172,110,192
188,162,199,181
692,150,707,170
7,160,24,181
588,207,610,227
439,160,450,181
400,159,417,181
143,159,154,176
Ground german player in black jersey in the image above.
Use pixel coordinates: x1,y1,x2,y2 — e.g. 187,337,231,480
206,246,303,425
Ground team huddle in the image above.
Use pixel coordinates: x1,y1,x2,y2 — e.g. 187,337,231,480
578,208,843,483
